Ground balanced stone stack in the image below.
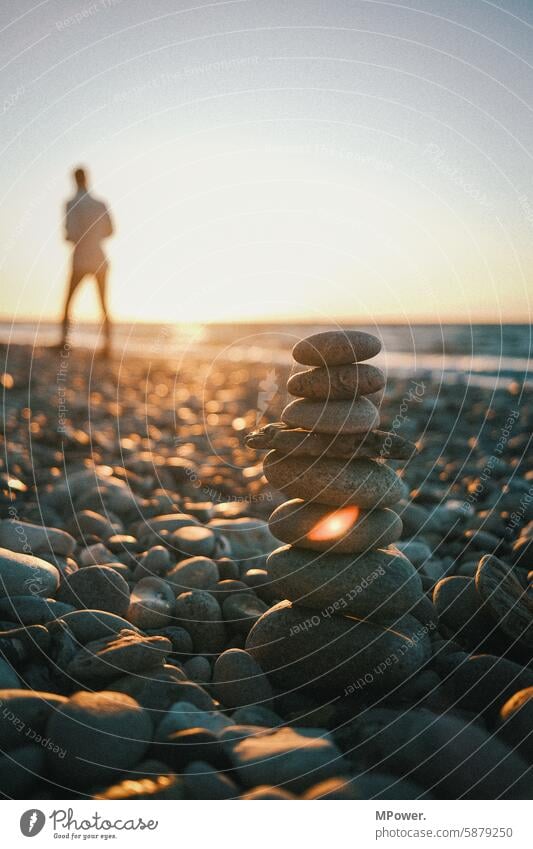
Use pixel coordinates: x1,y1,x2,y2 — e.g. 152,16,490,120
245,330,432,695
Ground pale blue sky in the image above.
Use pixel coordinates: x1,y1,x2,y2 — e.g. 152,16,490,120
1,0,532,323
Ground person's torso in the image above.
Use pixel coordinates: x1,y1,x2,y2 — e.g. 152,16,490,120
67,191,109,262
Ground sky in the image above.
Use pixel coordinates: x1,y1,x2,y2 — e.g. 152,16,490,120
1,0,533,324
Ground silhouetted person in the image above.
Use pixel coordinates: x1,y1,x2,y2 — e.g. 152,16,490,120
61,167,114,354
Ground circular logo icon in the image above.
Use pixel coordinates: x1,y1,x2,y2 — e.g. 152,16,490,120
20,810,46,837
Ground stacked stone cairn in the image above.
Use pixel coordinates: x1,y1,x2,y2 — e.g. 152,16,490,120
245,330,433,696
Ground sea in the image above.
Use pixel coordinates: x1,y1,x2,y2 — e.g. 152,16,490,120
0,321,531,390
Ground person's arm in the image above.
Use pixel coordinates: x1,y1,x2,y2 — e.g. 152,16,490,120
64,202,76,242
101,204,114,239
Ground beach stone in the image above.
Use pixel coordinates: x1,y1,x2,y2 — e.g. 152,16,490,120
103,534,140,554
281,397,379,435
95,771,185,800
498,687,533,762
347,707,530,799
133,545,172,579
222,593,268,634
266,545,423,619
56,565,130,616
246,423,416,460
207,518,279,560
433,576,497,648
0,595,74,625
292,330,381,366
475,555,532,647
51,609,139,643
174,591,227,654
0,519,75,556
171,526,216,558
46,691,152,787
166,556,219,593
209,579,249,601
79,543,118,567
155,728,230,771
67,509,117,541
127,577,175,629
288,363,385,400
182,761,238,799
0,744,45,796
395,540,432,568
217,558,240,581
232,705,282,728
241,786,295,799
183,656,211,684
67,631,171,685
246,600,430,692
138,513,200,542
444,654,533,717
155,701,233,740
110,665,189,712
0,548,60,599
263,452,403,508
228,726,346,792
0,689,67,750
0,658,20,689
302,777,358,799
269,500,402,553
213,649,273,709
150,626,193,655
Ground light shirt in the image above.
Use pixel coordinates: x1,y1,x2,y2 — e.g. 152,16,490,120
65,189,113,273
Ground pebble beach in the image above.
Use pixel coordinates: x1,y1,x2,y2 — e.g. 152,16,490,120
0,332,532,801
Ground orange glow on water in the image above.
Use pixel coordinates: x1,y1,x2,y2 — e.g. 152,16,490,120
307,506,360,541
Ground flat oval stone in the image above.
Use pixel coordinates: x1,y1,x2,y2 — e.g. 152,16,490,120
268,500,402,553
51,609,140,643
475,555,532,647
0,596,75,625
288,363,385,400
281,397,379,434
263,452,403,508
267,545,423,619
0,548,60,599
0,520,75,556
246,600,430,692
293,330,381,366
67,632,171,685
245,423,416,460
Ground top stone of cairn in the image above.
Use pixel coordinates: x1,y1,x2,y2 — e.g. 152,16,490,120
292,329,382,366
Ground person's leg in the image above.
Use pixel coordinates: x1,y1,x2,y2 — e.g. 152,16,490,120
95,264,111,352
61,268,83,345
